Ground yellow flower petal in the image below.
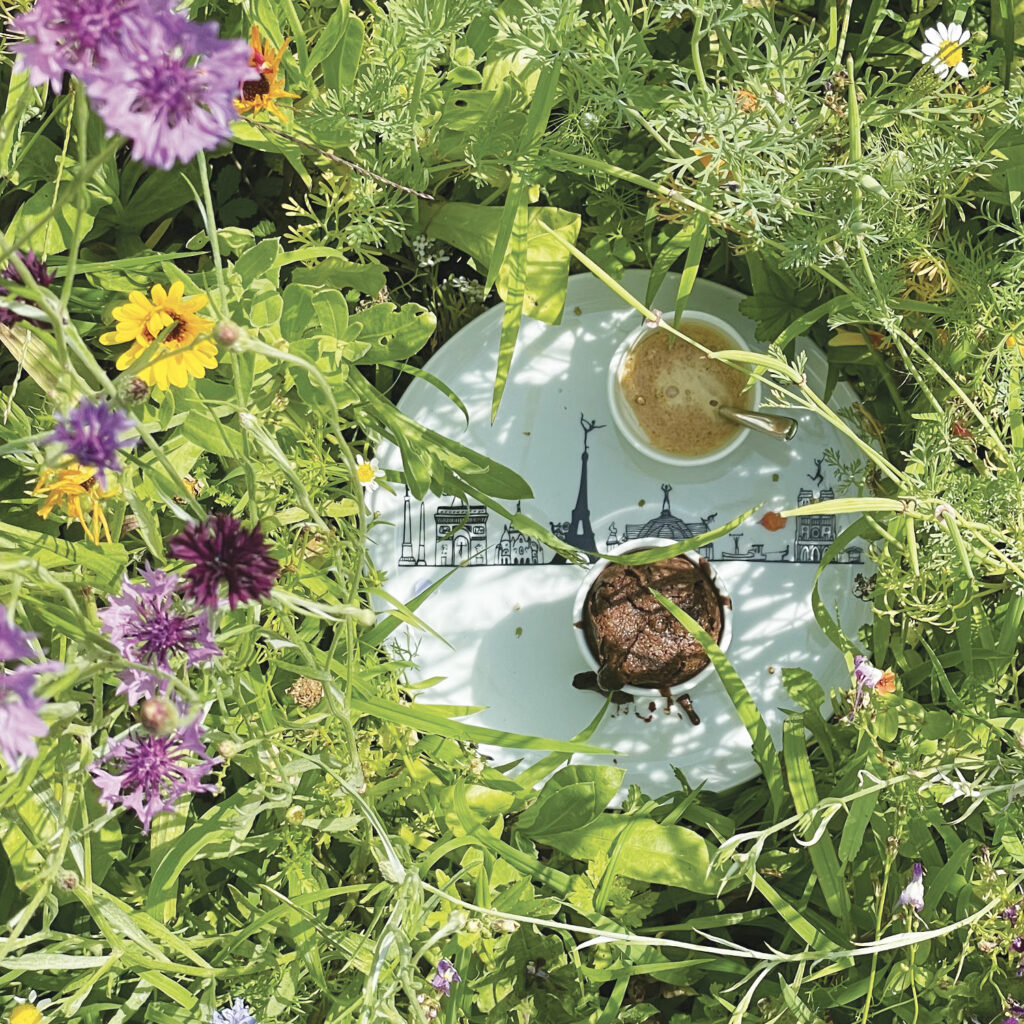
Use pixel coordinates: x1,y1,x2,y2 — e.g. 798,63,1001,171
167,280,185,304
151,283,168,305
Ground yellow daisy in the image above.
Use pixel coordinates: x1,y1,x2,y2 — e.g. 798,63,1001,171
32,463,116,544
235,26,299,123
99,281,217,391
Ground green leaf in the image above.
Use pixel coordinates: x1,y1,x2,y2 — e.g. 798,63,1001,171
348,302,436,364
291,256,385,295
651,591,785,817
493,197,530,420
541,817,717,893
516,766,624,836
423,201,581,323
782,719,851,923
234,238,283,283
8,180,109,257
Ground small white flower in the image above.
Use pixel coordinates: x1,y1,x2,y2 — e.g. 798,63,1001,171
355,455,384,493
920,21,970,80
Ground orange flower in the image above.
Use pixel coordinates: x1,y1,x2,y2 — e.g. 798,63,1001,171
235,26,299,123
736,88,758,113
876,671,896,696
33,463,116,543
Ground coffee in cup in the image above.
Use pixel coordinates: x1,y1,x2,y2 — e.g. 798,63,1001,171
607,312,761,467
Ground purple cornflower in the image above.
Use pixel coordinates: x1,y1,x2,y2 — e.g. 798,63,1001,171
0,614,36,662
168,515,279,610
429,959,461,997
86,11,258,171
98,567,220,704
89,703,220,833
0,250,56,326
0,662,61,769
50,398,136,487
211,998,259,1024
9,0,163,91
897,862,925,912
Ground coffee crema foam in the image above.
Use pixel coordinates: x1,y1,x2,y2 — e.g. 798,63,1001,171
619,323,753,457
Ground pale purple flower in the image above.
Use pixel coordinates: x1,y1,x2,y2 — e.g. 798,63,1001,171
897,862,925,912
0,250,56,325
89,704,220,833
211,998,259,1024
853,655,885,688
86,11,258,171
1004,904,1020,923
0,663,60,769
50,398,136,487
429,958,461,996
10,0,165,91
98,567,220,704
168,515,279,610
0,614,36,662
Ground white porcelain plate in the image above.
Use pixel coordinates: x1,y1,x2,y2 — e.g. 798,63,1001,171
369,272,873,799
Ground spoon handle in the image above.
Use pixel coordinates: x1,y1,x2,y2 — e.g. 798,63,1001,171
719,406,799,441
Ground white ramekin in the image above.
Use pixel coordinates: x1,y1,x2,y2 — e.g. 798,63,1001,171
571,537,733,698
608,311,761,467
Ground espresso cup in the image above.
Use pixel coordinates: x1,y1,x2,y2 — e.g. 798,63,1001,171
608,311,762,467
571,537,733,699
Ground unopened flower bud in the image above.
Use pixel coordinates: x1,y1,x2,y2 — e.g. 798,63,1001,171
59,870,79,890
122,376,150,403
213,321,241,347
495,918,519,933
285,805,305,825
138,696,178,735
218,739,239,758
465,918,481,933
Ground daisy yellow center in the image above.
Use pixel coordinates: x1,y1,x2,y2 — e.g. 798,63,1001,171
356,462,376,484
11,1005,43,1024
937,40,963,67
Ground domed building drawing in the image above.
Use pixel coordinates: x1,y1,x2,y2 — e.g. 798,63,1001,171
607,485,717,559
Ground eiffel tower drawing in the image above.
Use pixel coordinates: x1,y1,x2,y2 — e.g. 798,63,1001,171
549,413,603,564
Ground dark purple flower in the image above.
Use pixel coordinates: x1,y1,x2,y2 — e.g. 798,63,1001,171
1005,1016,1023,1024
1012,936,1024,953
1004,904,1020,924
50,398,136,487
0,250,56,326
10,0,164,91
212,999,259,1024
89,703,220,833
897,862,925,912
98,567,220,704
0,662,61,768
168,515,279,610
85,11,259,171
429,959,461,996
0,614,36,662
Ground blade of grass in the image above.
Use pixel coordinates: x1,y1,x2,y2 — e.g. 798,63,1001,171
650,592,784,818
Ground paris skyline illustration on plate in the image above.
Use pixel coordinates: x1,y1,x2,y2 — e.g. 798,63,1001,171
396,412,864,568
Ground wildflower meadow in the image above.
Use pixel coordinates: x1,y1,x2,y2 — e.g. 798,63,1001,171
3,1,1024,1022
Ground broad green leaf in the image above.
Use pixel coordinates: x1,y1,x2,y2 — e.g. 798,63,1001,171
541,816,717,893
516,765,624,835
349,302,436,364
423,201,581,324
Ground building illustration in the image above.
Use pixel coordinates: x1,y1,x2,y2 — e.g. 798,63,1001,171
607,461,863,565
495,502,543,565
607,485,716,559
434,496,488,565
395,434,865,570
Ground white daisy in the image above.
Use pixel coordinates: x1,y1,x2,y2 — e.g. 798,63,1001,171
920,21,970,80
355,455,384,493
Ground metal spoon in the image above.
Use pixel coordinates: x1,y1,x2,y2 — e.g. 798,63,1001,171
718,406,798,441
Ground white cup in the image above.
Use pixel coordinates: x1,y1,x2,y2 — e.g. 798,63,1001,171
571,537,733,698
608,311,761,467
